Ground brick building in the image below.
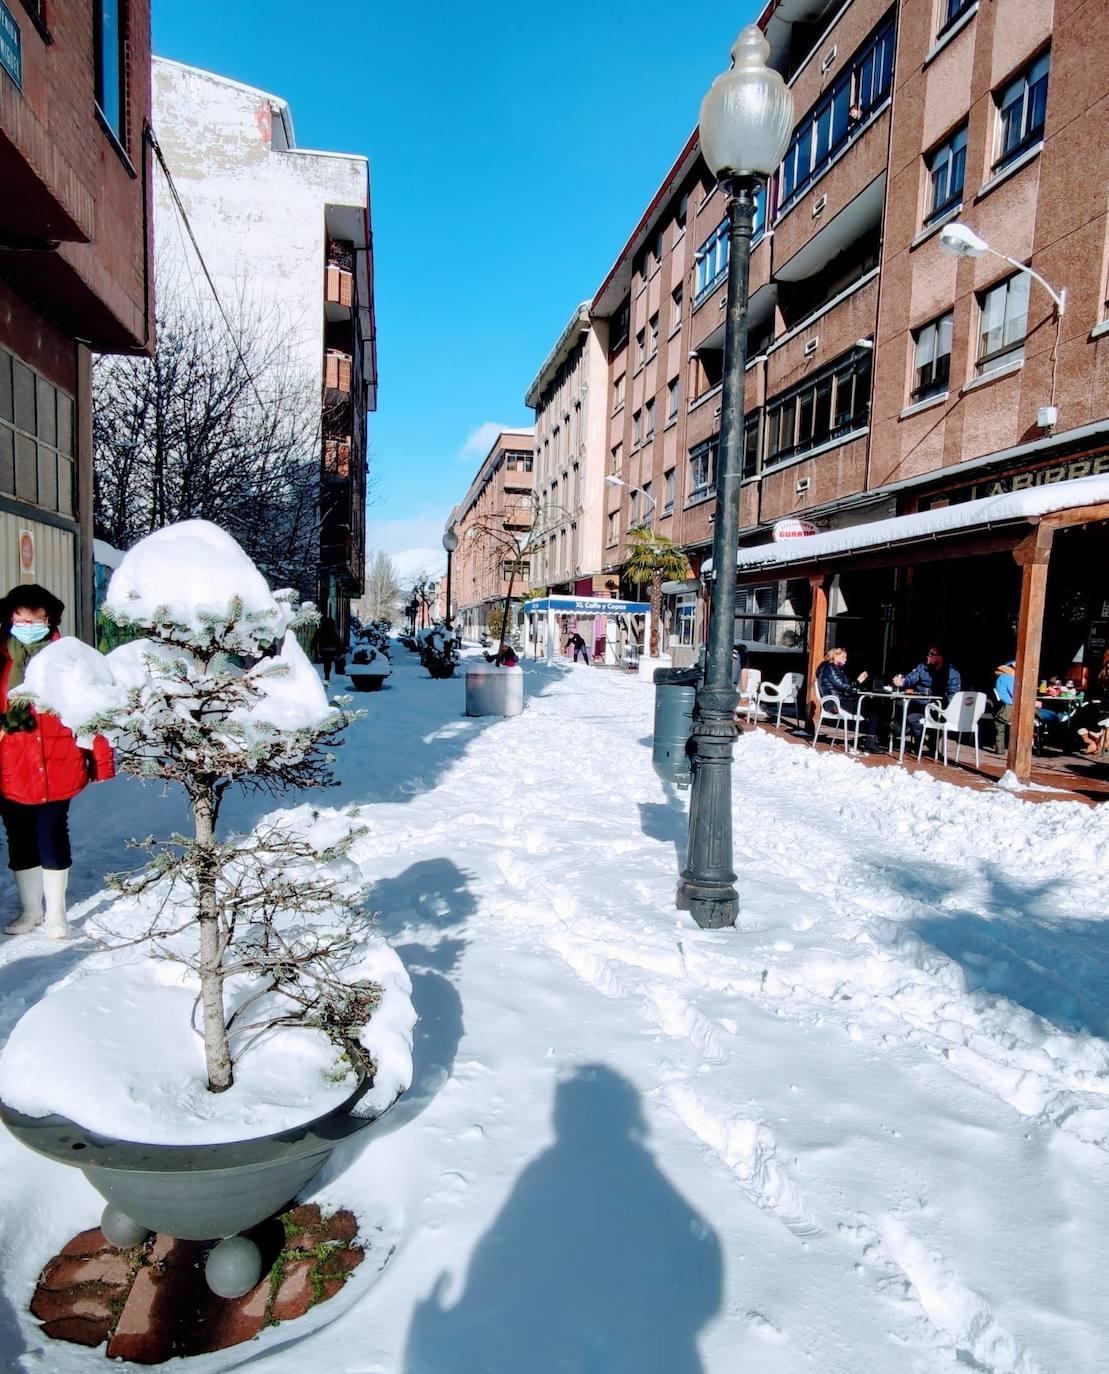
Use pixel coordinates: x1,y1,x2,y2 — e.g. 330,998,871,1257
581,0,1108,772
448,429,535,641
0,0,153,638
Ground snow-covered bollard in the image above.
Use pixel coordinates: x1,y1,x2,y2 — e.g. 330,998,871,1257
637,653,672,682
466,662,523,717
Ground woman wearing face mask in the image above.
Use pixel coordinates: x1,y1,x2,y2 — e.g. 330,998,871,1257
0,585,115,939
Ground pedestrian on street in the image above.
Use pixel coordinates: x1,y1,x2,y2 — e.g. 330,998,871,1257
565,631,589,665
0,585,115,939
312,615,343,682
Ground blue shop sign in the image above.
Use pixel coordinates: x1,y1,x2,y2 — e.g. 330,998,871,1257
0,1,21,91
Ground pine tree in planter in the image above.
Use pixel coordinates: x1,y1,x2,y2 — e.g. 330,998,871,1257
0,522,414,1259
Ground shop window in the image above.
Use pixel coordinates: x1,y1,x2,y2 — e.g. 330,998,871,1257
765,348,871,467
995,51,1049,170
912,312,953,400
734,580,809,648
926,125,967,224
977,273,1030,374
0,346,76,518
778,15,895,213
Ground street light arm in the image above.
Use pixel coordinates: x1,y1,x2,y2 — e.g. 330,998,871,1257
989,248,1066,316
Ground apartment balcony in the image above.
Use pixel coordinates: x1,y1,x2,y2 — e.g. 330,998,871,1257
325,263,353,317
323,435,352,482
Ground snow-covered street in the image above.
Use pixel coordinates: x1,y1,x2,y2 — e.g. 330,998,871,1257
3,647,1109,1373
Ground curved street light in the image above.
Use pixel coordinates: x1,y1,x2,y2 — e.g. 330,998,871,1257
678,26,794,930
938,221,1066,315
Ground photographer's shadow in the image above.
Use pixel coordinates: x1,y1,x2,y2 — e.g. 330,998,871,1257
404,1064,722,1373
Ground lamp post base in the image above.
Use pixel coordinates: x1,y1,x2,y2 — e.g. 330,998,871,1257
675,881,738,929
677,686,739,929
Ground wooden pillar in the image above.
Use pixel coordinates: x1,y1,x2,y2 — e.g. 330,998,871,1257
807,574,830,721
1008,526,1054,782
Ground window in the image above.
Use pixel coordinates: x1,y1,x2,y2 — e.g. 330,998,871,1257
689,438,718,495
613,373,625,410
675,192,688,234
645,398,655,438
505,450,533,472
649,313,659,357
610,442,623,475
672,287,683,331
912,312,953,399
667,376,680,421
94,0,127,146
0,347,76,516
640,481,653,521
996,51,1049,169
765,348,872,466
742,412,761,480
664,469,675,511
693,189,766,302
938,0,975,36
651,231,663,270
735,581,808,648
977,273,1030,374
691,347,724,400
633,409,643,446
607,510,618,545
926,125,967,224
778,17,895,212
636,329,647,368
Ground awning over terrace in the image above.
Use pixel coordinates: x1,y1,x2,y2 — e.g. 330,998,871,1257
723,476,1109,781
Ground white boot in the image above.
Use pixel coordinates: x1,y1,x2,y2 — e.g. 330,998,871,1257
42,868,70,940
6,867,44,935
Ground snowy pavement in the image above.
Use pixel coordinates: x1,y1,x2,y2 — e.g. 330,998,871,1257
3,647,1109,1372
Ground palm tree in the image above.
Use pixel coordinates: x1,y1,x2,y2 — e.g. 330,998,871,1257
622,528,691,657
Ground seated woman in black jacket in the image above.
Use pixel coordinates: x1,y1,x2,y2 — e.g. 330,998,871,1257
815,647,884,752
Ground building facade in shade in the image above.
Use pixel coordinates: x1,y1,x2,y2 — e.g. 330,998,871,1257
0,0,153,639
149,59,377,632
589,0,1109,721
525,304,612,599
448,429,535,641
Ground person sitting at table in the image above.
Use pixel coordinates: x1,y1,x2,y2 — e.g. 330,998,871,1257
815,647,885,753
1035,676,1072,744
1076,651,1109,755
893,645,961,748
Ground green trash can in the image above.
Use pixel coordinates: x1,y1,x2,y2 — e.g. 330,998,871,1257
652,665,700,786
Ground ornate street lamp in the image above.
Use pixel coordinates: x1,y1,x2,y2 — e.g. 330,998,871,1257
678,26,794,929
442,525,459,628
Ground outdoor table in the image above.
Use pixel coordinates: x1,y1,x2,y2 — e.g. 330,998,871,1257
856,690,942,764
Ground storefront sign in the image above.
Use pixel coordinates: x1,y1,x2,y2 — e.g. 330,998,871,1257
18,527,34,583
772,518,817,542
0,2,21,91
926,454,1109,508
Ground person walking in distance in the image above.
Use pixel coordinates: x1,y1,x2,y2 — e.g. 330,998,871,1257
565,631,589,665
312,614,343,683
0,585,115,939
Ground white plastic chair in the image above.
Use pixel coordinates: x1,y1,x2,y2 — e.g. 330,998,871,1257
916,691,988,767
750,671,803,728
812,693,865,753
735,667,761,718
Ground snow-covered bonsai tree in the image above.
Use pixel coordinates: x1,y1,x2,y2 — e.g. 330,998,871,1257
18,521,384,1096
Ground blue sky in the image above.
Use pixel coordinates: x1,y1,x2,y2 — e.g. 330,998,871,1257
153,0,760,568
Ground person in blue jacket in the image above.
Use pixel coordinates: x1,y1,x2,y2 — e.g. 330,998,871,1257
893,645,962,747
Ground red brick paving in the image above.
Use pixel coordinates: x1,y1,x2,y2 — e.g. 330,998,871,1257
744,719,1109,805
28,1205,365,1362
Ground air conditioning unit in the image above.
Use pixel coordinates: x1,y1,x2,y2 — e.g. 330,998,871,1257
812,194,828,217
820,45,837,73
796,476,811,494
803,337,819,357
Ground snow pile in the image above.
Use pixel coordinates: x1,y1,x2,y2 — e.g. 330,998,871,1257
234,632,333,733
103,520,296,653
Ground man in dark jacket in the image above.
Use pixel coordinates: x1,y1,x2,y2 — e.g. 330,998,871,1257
894,646,962,746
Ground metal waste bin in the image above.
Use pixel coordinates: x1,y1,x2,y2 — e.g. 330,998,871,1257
652,665,700,786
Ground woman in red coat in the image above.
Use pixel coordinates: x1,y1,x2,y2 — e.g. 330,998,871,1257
0,585,115,939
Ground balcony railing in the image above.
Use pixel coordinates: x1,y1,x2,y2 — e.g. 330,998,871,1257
324,349,352,393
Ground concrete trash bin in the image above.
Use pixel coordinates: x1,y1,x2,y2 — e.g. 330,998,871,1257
466,663,524,717
652,665,700,786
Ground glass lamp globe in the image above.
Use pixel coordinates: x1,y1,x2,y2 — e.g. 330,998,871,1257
699,26,795,180
442,527,459,554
